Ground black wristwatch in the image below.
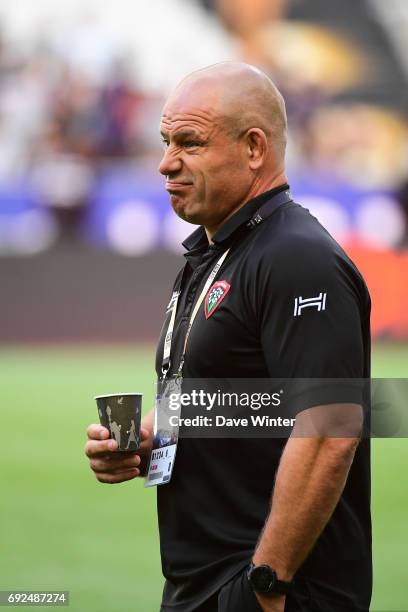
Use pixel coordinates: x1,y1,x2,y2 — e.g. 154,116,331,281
247,563,294,595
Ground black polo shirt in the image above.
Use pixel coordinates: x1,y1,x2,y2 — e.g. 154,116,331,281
155,185,372,611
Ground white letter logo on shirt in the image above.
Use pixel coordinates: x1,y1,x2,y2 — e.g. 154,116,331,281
294,293,327,317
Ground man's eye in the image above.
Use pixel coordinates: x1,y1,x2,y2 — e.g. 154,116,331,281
184,141,200,149
161,139,169,148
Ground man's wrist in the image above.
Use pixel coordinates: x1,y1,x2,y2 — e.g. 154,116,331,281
247,561,294,596
252,552,294,582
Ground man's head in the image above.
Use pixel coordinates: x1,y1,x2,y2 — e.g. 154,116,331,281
159,62,288,236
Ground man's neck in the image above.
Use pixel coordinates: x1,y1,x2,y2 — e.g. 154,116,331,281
205,172,288,243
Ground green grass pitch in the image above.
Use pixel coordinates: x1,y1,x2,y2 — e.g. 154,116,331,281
1,343,407,611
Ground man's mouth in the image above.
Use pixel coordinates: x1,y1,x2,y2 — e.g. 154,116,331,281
165,181,193,192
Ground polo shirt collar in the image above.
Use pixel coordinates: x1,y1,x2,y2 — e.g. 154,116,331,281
182,183,289,254
182,225,207,252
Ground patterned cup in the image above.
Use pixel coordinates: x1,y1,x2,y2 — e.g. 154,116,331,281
95,393,142,451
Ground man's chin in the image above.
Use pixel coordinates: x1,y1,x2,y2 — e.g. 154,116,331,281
170,196,201,225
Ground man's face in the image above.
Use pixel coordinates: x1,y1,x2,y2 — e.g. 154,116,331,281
158,86,251,232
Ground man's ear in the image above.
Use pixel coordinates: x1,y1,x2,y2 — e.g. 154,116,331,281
246,128,268,170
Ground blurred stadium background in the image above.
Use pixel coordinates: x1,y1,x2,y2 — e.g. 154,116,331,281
1,0,407,610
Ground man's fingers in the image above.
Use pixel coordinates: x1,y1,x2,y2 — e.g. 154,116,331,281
87,424,110,440
96,468,140,484
85,421,152,484
85,438,118,457
90,454,141,473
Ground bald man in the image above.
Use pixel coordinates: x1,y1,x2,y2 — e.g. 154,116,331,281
85,63,372,612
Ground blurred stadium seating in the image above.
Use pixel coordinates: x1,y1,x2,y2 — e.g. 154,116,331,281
0,0,406,341
2,5,407,612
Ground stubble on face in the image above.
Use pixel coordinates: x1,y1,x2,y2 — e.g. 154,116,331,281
159,81,241,226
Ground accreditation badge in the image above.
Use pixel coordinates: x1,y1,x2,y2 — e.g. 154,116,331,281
145,376,182,487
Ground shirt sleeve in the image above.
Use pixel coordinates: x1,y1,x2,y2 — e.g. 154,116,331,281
256,234,370,413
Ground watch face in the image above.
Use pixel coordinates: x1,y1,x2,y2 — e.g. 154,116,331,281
251,565,276,593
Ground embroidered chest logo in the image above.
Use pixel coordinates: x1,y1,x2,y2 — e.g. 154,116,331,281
204,281,231,319
294,292,327,317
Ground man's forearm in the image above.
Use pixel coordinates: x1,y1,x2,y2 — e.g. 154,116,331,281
253,432,360,580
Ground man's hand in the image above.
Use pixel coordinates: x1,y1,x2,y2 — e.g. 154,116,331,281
254,593,285,612
85,420,153,484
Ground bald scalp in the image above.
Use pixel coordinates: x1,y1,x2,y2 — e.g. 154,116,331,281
173,62,287,163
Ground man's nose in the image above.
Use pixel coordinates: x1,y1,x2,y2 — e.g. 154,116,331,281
158,146,182,176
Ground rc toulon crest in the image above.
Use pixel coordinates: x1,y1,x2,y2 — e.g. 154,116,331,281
204,280,231,319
